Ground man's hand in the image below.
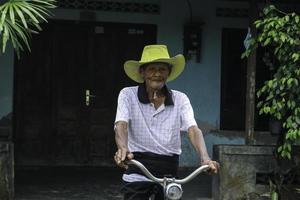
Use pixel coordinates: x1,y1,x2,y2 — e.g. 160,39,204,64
114,148,134,169
202,160,220,174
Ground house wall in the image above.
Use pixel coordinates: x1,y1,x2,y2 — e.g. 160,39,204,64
0,0,251,166
0,46,14,122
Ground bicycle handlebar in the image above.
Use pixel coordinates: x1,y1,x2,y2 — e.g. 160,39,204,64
126,159,210,184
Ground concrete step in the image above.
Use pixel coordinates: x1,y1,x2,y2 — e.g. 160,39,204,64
185,198,212,200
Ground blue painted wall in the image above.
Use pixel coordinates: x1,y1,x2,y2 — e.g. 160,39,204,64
0,0,250,166
158,0,249,166
0,46,14,119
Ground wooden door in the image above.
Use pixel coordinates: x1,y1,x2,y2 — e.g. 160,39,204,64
220,28,270,131
220,28,247,131
14,20,157,166
85,23,156,165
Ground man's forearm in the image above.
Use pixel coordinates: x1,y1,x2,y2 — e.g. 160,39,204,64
114,121,133,167
115,121,129,150
188,126,211,163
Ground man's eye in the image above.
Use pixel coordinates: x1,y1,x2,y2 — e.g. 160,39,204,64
160,68,167,72
148,67,155,71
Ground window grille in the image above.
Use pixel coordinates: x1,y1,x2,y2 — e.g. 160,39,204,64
57,0,160,14
216,7,249,18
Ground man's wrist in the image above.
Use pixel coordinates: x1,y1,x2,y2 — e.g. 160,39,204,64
201,158,212,164
117,145,128,150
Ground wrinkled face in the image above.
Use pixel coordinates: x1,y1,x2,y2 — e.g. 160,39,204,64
140,62,171,90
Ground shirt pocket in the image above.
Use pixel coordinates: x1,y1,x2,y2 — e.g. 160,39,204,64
159,127,180,146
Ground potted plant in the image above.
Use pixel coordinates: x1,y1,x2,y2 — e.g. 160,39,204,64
242,4,300,199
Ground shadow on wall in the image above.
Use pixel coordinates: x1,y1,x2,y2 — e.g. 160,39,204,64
179,119,245,167
0,113,12,127
180,118,279,168
0,112,12,139
196,119,245,155
197,119,218,134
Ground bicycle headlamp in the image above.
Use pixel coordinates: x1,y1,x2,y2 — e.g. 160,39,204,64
165,183,182,200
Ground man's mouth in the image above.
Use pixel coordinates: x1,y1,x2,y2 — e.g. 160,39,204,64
151,78,163,81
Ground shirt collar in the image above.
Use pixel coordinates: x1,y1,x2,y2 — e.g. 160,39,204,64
138,83,174,106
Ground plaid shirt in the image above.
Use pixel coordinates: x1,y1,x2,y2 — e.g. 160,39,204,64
115,84,197,182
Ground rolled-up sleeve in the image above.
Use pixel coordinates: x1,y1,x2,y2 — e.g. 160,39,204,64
115,88,130,125
180,94,197,132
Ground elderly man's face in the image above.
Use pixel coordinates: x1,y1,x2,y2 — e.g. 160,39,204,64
140,62,171,90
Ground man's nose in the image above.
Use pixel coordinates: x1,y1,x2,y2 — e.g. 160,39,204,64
153,69,161,76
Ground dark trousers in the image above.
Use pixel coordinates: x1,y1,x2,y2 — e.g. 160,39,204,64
122,152,179,200
121,181,164,200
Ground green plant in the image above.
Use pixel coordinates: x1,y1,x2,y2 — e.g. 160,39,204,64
242,4,300,160
266,179,278,200
0,0,56,57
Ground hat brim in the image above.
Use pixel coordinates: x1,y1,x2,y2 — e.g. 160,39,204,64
124,54,185,83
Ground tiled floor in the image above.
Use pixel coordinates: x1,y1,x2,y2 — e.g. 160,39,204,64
15,167,212,200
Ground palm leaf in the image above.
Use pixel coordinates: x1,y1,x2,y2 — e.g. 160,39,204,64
0,0,56,56
9,3,15,24
8,19,31,51
0,5,9,29
28,3,53,18
5,25,18,50
17,5,39,23
3,18,28,55
32,0,57,8
2,22,10,52
28,20,42,31
14,4,28,28
22,3,48,22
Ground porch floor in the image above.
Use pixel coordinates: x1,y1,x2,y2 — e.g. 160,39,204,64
15,166,212,200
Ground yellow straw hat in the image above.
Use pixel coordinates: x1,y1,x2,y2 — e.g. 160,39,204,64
124,45,185,83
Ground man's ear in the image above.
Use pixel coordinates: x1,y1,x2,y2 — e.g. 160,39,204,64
139,67,143,73
139,67,145,78
168,65,172,76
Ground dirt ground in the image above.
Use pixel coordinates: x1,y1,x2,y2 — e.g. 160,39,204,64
15,166,212,200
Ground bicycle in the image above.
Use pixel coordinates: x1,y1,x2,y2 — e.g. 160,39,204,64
126,159,210,200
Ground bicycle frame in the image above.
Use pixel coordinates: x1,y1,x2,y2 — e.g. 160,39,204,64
126,159,210,200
